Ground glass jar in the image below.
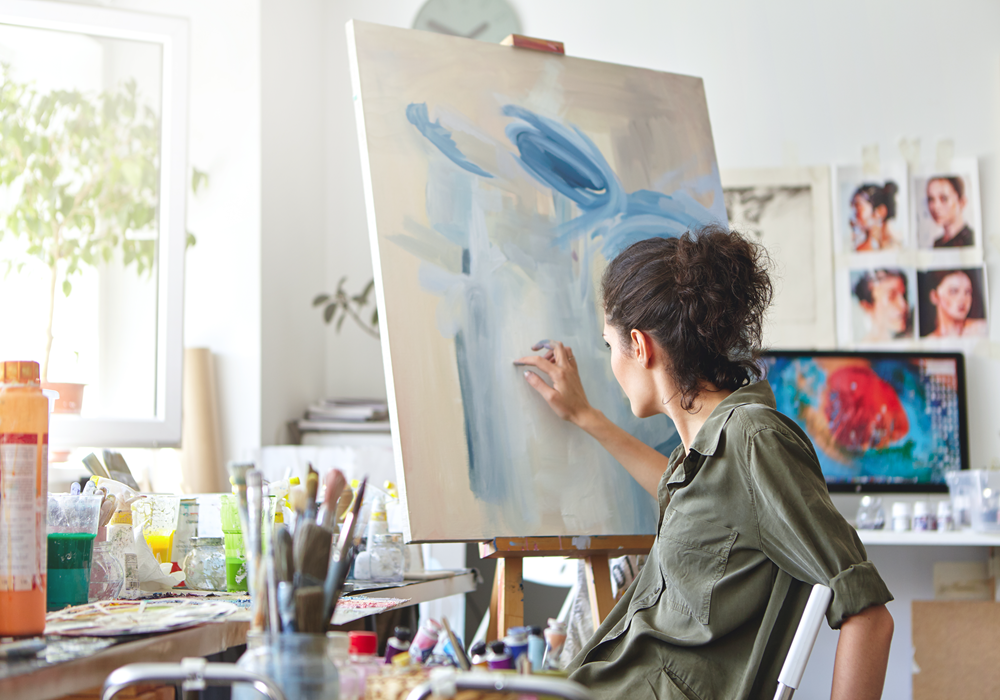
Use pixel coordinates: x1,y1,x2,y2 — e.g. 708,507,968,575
235,632,339,700
182,537,227,591
368,533,405,583
88,540,125,602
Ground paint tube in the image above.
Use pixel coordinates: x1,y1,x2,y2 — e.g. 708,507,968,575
408,619,441,663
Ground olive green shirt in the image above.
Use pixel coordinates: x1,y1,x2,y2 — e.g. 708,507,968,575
567,381,893,700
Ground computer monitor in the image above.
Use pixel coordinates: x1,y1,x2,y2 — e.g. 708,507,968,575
760,350,968,492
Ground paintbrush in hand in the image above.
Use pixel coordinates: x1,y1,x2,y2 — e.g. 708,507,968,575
322,477,367,630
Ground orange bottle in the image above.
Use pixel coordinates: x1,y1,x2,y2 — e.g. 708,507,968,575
0,361,49,636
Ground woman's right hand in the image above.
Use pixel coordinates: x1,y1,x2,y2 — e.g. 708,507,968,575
515,339,594,425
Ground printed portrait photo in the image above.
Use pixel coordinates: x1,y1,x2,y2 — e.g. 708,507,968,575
834,164,910,254
849,268,915,343
913,161,981,250
917,267,988,339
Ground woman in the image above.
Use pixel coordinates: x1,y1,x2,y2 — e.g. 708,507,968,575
922,269,987,338
850,182,900,251
927,177,973,248
853,268,911,341
516,226,893,700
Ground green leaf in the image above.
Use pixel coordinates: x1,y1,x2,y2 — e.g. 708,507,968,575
323,303,337,324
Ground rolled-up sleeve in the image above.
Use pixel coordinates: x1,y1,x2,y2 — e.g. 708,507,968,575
746,422,894,629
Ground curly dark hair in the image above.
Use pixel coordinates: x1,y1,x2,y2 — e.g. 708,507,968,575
601,225,773,411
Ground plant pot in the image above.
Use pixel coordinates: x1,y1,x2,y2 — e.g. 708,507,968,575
41,382,86,415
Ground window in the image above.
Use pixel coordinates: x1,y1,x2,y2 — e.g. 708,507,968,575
0,0,188,446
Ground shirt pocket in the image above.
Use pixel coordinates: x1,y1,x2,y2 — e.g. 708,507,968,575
657,507,737,625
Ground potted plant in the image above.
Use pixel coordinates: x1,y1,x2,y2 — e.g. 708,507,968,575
0,64,164,412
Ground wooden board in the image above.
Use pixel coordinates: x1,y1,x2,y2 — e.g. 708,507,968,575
912,601,1000,700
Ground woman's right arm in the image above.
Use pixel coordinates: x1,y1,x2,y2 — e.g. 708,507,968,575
516,340,673,497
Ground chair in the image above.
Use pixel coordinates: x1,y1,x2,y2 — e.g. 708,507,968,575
773,583,833,700
102,657,286,700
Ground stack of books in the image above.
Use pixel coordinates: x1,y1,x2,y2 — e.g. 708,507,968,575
296,398,390,433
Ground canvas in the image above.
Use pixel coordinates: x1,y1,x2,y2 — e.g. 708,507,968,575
722,167,835,349
348,21,724,541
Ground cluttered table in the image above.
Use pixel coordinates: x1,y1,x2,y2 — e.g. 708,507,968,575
0,570,477,700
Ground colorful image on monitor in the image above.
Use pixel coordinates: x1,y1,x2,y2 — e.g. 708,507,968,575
761,352,966,490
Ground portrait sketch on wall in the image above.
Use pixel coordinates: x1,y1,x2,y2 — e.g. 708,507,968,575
833,164,910,255
722,167,835,349
349,21,725,541
912,159,982,252
916,267,988,340
843,268,916,345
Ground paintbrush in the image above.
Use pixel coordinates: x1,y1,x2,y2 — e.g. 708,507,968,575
318,469,347,531
294,585,327,634
82,453,110,479
246,469,266,631
304,466,319,521
322,477,367,630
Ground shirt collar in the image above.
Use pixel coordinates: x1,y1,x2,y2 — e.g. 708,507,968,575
682,380,776,459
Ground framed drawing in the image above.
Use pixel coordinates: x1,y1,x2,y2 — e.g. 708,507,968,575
722,167,836,349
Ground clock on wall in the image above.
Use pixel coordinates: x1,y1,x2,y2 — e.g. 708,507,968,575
412,0,522,44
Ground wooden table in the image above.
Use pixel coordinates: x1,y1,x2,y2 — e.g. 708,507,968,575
1,570,477,700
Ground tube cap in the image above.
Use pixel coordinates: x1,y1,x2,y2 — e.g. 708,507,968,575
349,630,378,655
1,361,40,385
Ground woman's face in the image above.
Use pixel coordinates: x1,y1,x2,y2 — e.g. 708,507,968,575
603,319,657,418
931,272,974,322
866,274,909,335
927,179,964,228
852,195,874,229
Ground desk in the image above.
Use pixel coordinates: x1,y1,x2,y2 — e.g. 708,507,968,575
0,571,477,700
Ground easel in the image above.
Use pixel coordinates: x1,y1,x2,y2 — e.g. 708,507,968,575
480,535,654,641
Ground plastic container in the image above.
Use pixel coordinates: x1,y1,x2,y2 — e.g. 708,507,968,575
327,632,364,700
182,537,227,591
0,360,49,636
235,632,339,700
348,631,384,688
89,540,125,602
221,494,248,592
945,470,1000,532
891,502,912,532
46,493,102,610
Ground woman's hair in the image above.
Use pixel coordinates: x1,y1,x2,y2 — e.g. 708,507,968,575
601,224,773,411
853,268,907,305
927,176,965,200
852,181,899,220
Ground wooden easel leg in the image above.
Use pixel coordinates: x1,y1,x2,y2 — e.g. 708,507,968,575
489,556,524,640
584,555,615,626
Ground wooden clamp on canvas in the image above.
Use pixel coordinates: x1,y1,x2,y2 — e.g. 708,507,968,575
480,535,654,641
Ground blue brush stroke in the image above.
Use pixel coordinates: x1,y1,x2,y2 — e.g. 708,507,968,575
406,103,494,179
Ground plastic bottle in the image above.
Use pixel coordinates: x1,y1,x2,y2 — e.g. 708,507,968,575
504,627,528,664
348,631,384,690
409,619,441,663
542,618,567,670
327,632,364,700
527,626,545,671
0,361,49,636
384,625,412,664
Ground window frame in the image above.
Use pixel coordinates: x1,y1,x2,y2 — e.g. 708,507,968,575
0,0,188,446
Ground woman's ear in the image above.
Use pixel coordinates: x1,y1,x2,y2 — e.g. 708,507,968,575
630,329,656,369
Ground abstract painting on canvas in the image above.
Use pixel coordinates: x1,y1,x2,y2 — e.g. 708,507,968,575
348,21,724,541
